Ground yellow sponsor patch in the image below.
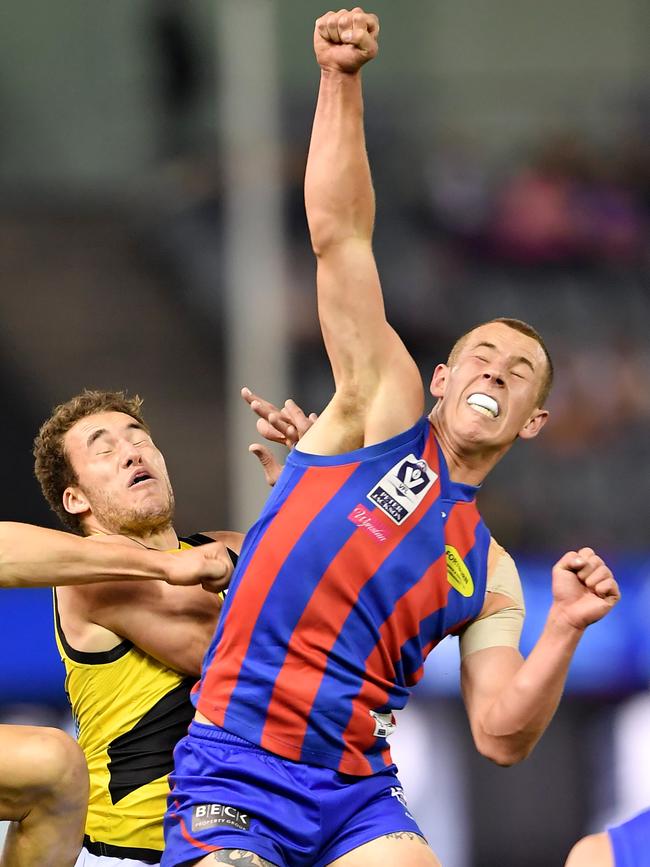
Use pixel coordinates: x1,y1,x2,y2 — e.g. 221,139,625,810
445,546,474,597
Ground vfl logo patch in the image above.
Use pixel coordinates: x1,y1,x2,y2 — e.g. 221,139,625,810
191,803,250,833
445,546,474,597
370,709,397,739
367,455,436,525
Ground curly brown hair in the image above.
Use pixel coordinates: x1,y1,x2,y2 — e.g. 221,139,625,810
33,390,149,534
447,317,554,407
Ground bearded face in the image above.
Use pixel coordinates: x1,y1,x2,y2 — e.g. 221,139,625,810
62,411,176,537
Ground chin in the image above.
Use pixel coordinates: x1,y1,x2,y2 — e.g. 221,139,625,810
123,512,173,536
456,425,508,454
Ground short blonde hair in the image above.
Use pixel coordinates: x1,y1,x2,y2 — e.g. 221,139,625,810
447,318,554,406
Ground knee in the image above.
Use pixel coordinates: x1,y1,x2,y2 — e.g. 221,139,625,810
565,832,613,867
24,728,88,811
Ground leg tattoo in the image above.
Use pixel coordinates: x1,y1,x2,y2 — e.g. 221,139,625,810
213,850,279,867
382,831,428,846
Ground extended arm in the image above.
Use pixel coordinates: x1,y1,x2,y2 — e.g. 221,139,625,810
461,548,620,765
58,532,243,676
303,9,423,449
0,521,230,589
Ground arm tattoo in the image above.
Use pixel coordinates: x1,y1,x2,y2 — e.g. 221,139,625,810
213,850,279,867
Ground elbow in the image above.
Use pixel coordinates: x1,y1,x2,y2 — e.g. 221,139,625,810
307,209,370,257
474,733,534,767
308,218,339,258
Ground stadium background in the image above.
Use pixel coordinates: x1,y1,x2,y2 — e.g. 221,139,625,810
0,2,648,864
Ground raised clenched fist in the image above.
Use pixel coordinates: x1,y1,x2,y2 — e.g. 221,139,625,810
550,547,620,631
314,8,380,74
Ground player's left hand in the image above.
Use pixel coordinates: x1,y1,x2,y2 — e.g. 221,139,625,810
550,547,620,631
241,387,318,487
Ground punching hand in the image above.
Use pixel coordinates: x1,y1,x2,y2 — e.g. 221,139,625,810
314,8,379,74
165,541,233,594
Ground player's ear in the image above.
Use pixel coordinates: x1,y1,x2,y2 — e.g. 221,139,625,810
518,408,549,440
62,486,90,516
429,364,449,399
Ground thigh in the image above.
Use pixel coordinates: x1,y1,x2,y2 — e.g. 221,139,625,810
316,769,427,867
192,852,280,867
325,832,441,867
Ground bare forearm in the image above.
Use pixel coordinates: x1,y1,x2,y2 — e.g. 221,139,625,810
0,522,170,588
481,608,582,762
305,70,375,252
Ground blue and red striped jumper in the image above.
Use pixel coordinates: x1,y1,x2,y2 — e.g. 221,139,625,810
194,417,491,776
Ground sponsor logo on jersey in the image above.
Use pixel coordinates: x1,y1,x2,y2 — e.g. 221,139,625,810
348,503,391,541
370,709,397,739
191,803,250,832
367,455,436,524
445,545,474,597
390,785,415,820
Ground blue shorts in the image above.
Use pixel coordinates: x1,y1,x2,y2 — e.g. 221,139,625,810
162,721,424,867
608,808,650,867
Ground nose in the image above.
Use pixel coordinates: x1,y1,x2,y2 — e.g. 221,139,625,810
120,441,143,468
482,370,505,387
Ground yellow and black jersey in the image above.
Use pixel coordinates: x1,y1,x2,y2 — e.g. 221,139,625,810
53,534,236,864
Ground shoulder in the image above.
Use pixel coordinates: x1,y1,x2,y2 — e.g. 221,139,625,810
486,537,524,611
193,530,245,556
565,833,613,867
458,537,526,658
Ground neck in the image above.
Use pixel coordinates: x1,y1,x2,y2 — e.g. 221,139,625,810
85,520,179,551
428,407,509,486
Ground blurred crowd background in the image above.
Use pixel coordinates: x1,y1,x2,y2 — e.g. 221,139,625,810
0,2,648,865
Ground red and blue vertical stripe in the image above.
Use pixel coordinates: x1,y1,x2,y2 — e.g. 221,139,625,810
194,417,490,776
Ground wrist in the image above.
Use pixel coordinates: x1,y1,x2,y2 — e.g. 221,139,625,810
319,66,362,82
143,549,175,583
546,603,586,642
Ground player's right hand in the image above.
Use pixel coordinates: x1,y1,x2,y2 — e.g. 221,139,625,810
164,542,233,594
314,8,379,74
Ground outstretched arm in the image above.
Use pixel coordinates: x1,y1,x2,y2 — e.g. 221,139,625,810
303,8,423,449
0,521,231,589
461,548,620,765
